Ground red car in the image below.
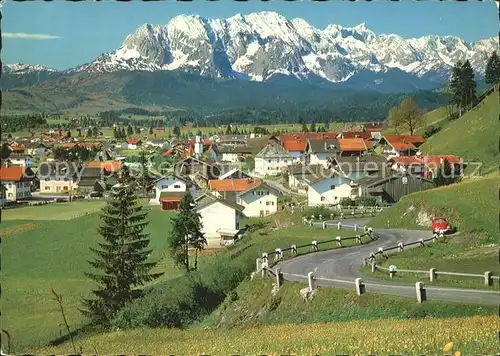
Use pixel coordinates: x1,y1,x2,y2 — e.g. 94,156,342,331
431,217,452,234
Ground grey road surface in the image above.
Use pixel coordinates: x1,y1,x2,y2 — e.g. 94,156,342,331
277,219,500,305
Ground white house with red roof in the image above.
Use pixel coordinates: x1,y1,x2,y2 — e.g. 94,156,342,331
378,135,425,158
0,166,35,202
121,139,142,150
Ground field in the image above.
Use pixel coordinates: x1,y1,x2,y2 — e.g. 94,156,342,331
29,313,499,355
419,91,499,175
1,200,106,221
0,203,181,351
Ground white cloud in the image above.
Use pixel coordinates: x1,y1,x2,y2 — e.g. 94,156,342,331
3,32,61,40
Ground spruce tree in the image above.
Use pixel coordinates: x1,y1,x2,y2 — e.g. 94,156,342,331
485,51,500,86
81,183,163,327
127,124,134,137
433,158,454,187
460,60,477,109
168,193,206,272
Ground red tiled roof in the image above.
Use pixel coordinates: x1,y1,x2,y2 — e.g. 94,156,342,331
87,160,121,172
390,141,416,150
9,144,25,151
384,135,425,145
0,166,26,181
340,131,372,139
338,138,368,152
282,139,307,152
209,178,262,192
162,148,174,157
391,156,424,165
159,195,183,202
422,155,462,169
126,139,141,145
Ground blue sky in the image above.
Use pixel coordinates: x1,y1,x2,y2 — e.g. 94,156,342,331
3,0,498,70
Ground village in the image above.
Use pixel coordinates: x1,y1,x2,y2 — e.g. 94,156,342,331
0,121,465,248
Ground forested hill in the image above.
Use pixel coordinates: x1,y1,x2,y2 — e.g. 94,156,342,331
3,70,448,123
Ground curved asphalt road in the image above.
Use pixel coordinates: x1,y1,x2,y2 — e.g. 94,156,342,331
277,219,500,305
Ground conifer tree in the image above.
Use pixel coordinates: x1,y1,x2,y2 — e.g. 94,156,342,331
485,51,500,87
168,193,206,272
433,158,454,187
127,124,134,137
81,182,163,327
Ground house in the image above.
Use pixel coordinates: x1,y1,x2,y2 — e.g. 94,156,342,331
38,162,81,194
305,139,339,166
187,135,221,162
77,167,106,196
218,168,253,180
217,134,250,146
378,135,425,158
218,145,260,162
87,160,122,177
195,193,245,245
209,178,279,217
337,131,373,140
0,166,35,202
153,174,197,210
26,142,48,156
338,138,372,156
357,171,436,204
281,138,308,160
8,143,26,155
6,154,33,167
389,156,426,176
0,183,7,206
174,157,220,189
329,156,388,181
421,155,465,180
306,171,357,207
287,164,324,189
145,139,170,149
254,139,293,177
121,139,142,150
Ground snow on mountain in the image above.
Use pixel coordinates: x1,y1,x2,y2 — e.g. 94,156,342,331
3,63,58,74
11,12,500,90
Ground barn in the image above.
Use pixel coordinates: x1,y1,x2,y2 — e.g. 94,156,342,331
358,171,435,204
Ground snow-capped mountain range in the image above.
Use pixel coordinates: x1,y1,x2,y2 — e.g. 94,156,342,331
3,11,498,91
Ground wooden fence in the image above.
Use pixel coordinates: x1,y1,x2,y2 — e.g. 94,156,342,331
363,233,499,287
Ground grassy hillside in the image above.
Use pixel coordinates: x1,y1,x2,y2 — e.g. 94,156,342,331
419,91,499,174
0,205,180,351
367,173,499,287
370,172,498,240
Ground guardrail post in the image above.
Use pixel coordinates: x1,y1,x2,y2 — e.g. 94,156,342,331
429,268,436,282
432,233,438,242
337,222,342,230
378,247,384,256
309,219,313,227
330,213,334,220
371,260,376,272
291,244,297,255
323,221,327,229
367,227,373,238
308,272,316,292
484,271,493,286
439,231,444,239
256,258,261,272
312,240,319,252
275,248,283,260
419,238,425,247
355,278,365,295
276,268,283,288
415,282,426,303
336,236,343,247
363,225,368,233
261,253,269,277
353,224,358,232
340,212,344,219
319,214,323,221
398,242,404,252
356,235,361,244
389,265,397,279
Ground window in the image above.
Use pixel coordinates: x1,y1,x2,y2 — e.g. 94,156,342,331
267,191,270,195
8,193,13,198
174,184,181,188
45,186,51,191
335,196,338,200
284,160,288,164
161,185,168,189
330,185,335,189
268,160,271,163
321,196,326,201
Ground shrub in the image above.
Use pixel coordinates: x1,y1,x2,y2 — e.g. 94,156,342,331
340,198,354,207
423,125,441,138
354,196,378,207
